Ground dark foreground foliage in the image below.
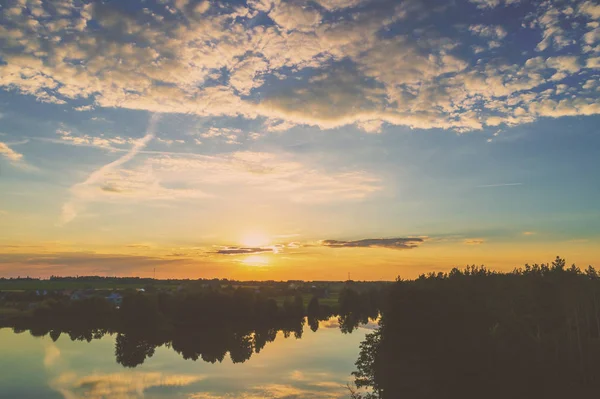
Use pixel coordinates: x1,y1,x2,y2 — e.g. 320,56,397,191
352,257,600,399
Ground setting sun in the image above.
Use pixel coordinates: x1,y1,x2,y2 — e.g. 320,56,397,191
241,232,271,248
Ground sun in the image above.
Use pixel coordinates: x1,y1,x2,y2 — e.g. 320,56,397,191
241,232,270,248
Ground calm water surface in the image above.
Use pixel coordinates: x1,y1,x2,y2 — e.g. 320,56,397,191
0,317,374,398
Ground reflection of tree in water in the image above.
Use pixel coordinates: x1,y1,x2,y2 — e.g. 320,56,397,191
170,327,229,363
4,286,381,367
229,333,254,364
115,333,156,368
254,328,278,353
352,260,600,399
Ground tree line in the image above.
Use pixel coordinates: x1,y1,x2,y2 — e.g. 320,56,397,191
352,257,600,399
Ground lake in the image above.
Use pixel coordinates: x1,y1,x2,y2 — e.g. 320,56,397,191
0,317,376,398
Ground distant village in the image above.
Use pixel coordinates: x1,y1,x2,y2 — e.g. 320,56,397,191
0,277,384,317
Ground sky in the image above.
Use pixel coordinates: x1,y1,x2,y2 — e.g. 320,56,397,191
0,0,599,280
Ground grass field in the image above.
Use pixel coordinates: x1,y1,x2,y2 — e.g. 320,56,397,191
275,292,340,308
0,280,177,291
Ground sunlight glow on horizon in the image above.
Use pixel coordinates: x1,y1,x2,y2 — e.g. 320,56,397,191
241,255,270,267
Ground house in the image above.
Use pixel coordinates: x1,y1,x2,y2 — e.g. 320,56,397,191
70,290,93,301
310,285,330,298
106,292,123,307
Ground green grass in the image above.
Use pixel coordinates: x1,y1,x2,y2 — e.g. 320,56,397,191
274,292,340,308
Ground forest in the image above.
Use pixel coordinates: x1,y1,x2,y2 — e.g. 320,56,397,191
352,257,600,399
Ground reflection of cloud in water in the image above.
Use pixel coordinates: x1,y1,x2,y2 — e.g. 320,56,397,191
44,343,61,367
319,317,379,330
288,370,331,381
50,372,204,399
189,383,346,398
360,319,380,330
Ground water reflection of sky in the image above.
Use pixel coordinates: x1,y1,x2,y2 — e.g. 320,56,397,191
0,318,372,398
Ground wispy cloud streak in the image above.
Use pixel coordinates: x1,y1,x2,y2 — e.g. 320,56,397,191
60,114,161,224
477,183,523,188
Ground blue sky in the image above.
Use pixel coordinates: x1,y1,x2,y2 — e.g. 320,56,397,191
0,0,599,279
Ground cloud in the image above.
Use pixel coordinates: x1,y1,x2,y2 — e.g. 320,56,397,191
50,372,204,399
579,1,600,20
0,141,24,163
314,0,366,11
586,56,600,68
44,343,61,368
73,104,94,111
469,0,520,9
0,252,187,278
54,130,380,222
464,238,485,245
268,1,322,32
189,382,345,399
199,127,243,144
61,114,161,224
469,24,508,41
321,237,425,250
215,246,274,255
0,0,597,134
55,128,134,151
142,151,381,203
357,119,384,133
522,231,536,236
477,182,523,188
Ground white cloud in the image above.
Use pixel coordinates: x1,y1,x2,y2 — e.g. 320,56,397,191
58,114,381,223
269,1,322,32
0,141,24,163
200,127,243,144
55,129,134,150
44,343,61,368
73,104,94,111
586,56,600,68
546,56,581,74
313,0,365,11
533,3,578,52
51,372,204,399
357,119,384,133
146,151,382,203
264,119,298,132
578,1,600,19
0,0,597,136
61,114,162,224
469,24,507,41
469,0,520,9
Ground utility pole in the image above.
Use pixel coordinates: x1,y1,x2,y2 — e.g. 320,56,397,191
153,268,156,280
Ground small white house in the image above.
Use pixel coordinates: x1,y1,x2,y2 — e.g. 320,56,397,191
106,292,123,306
